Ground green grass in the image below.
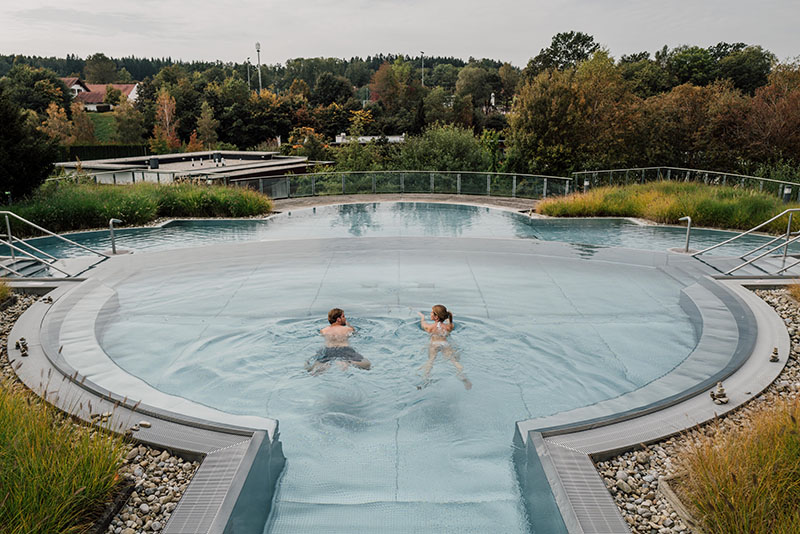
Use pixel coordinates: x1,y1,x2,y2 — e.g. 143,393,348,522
9,181,273,236
0,380,126,534
537,181,800,233
675,398,800,534
87,113,115,144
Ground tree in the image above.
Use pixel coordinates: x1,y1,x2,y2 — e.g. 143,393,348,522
0,64,70,115
196,101,219,148
429,64,459,91
498,63,521,106
311,72,353,106
524,31,599,78
0,87,58,199
112,98,146,143
150,88,180,153
619,59,674,98
716,46,774,94
369,63,402,111
396,124,490,171
84,53,118,83
667,46,716,86
455,65,492,108
423,87,452,125
185,130,204,152
104,84,123,105
288,78,310,100
70,101,96,144
39,103,72,144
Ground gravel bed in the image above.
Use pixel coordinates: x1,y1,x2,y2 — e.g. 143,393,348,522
0,293,199,534
595,288,800,533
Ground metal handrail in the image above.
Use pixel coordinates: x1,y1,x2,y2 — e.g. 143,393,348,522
739,231,800,259
693,208,800,256
8,235,60,263
723,232,800,275
0,238,71,277
260,169,572,182
1,211,109,259
571,166,799,187
0,262,24,277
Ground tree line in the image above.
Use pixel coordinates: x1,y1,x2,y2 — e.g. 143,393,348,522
1,32,798,199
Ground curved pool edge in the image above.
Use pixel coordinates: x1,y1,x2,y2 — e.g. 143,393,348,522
7,281,285,534
7,230,790,534
513,276,790,534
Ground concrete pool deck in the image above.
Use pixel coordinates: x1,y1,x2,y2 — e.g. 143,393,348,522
5,200,794,534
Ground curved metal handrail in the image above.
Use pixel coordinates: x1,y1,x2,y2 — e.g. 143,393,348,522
693,208,800,257
1,211,109,259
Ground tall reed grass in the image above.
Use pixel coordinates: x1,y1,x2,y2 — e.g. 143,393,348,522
7,181,272,237
0,381,126,533
537,181,800,233
675,398,800,534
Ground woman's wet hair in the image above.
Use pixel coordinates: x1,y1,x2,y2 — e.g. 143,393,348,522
432,304,453,323
328,308,344,324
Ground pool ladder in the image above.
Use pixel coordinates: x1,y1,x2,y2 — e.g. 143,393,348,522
691,208,800,276
0,211,110,279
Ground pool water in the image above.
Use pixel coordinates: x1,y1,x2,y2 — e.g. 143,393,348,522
8,202,796,260
92,204,700,533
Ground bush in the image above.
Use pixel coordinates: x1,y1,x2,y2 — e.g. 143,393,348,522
537,181,800,233
0,381,126,533
8,181,272,236
675,398,800,534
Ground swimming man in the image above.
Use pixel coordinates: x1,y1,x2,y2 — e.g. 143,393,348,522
306,308,371,374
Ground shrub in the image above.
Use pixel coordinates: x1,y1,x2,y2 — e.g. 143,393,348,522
8,181,272,236
0,381,126,533
537,181,800,233
674,398,800,534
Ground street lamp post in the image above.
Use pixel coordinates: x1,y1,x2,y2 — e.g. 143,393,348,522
246,57,251,91
255,42,263,94
420,51,424,87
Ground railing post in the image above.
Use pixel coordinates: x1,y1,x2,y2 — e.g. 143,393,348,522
583,178,590,193
565,180,570,195
783,185,792,203
113,173,117,185
400,173,405,193
512,175,517,198
456,174,461,194
157,174,160,184
667,169,671,181
286,177,291,198
784,212,794,268
640,169,644,184
430,172,434,193
543,178,548,199
679,216,692,253
372,175,376,194
109,218,122,255
486,174,491,196
259,178,264,194
5,215,14,261
312,177,316,196
342,175,346,195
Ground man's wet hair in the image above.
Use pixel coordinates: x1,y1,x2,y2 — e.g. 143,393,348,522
328,308,344,324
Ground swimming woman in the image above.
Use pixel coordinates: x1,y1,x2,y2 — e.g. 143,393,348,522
417,305,471,390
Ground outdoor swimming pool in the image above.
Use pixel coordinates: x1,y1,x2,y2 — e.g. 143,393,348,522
69,203,712,533
7,202,794,260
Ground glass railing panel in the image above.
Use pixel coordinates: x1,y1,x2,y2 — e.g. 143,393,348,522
460,173,486,195
289,176,314,197
403,172,429,193
434,173,458,194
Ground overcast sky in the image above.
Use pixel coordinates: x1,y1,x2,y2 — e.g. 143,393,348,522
2,0,797,68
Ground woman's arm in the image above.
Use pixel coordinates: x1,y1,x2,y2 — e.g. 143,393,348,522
418,312,433,332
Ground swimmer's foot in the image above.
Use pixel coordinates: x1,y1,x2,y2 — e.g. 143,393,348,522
462,379,472,390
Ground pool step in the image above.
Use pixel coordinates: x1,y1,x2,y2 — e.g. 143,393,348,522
0,257,51,278
264,499,526,534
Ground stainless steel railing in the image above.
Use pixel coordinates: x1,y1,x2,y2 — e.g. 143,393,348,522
692,208,800,275
1,211,110,278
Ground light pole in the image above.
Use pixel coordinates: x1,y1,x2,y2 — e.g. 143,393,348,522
420,51,424,87
246,57,251,91
255,42,263,94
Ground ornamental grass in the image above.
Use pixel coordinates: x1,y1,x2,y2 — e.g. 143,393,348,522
537,181,800,233
8,181,272,237
0,380,126,533
674,398,800,534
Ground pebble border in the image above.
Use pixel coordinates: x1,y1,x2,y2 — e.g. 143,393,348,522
595,288,800,534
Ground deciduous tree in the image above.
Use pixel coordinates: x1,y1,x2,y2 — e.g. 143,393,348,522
112,99,146,144
196,101,219,148
84,53,118,83
150,88,180,153
70,101,96,144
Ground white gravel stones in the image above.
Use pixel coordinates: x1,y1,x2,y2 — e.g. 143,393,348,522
594,288,800,533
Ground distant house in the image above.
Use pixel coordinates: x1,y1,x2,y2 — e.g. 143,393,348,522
60,78,139,111
60,77,90,98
